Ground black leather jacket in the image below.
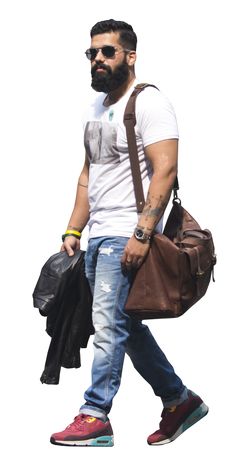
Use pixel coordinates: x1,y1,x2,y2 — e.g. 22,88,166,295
33,250,93,384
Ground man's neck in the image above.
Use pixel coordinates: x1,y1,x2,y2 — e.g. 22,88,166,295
103,72,136,107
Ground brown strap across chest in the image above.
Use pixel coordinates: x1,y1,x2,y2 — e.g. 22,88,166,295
123,83,179,213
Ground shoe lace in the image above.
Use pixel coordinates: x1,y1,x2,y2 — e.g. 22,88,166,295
66,414,92,431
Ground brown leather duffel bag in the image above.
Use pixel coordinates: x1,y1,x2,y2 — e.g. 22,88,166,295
125,199,216,319
124,84,216,319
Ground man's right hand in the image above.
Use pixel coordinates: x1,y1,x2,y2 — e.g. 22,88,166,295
60,236,81,256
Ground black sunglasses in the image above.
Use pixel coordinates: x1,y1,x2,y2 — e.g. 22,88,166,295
85,46,131,61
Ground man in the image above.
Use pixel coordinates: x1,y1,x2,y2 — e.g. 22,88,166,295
50,19,208,447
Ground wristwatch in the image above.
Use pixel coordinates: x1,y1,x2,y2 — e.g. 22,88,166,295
134,227,152,243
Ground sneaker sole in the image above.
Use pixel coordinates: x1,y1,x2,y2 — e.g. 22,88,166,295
148,402,209,446
50,435,114,447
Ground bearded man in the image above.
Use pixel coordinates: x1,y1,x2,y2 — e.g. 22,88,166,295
50,19,208,447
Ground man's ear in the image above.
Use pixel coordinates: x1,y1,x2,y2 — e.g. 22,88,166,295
126,50,137,67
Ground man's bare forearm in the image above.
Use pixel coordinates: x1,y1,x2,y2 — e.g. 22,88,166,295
137,171,176,234
66,166,90,232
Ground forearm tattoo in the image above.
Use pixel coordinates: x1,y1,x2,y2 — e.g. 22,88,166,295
140,194,168,230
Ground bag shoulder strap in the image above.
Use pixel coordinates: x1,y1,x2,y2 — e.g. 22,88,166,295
123,83,179,213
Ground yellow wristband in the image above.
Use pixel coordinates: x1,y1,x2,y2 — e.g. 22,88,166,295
65,229,81,238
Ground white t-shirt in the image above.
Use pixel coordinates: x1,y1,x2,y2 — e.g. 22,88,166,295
83,79,179,239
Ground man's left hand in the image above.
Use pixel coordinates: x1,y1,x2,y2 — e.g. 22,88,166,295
120,236,150,270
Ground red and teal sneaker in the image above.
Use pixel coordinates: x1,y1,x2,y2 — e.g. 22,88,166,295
147,390,209,445
50,414,114,447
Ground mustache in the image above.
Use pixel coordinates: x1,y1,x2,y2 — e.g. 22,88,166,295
91,63,112,77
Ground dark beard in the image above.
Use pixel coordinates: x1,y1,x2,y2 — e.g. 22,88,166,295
91,60,129,93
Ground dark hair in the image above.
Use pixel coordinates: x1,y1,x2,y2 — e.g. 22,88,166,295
90,19,137,51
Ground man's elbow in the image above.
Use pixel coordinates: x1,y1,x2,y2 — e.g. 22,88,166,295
169,164,178,181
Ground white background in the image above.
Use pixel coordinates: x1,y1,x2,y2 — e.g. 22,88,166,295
0,0,235,462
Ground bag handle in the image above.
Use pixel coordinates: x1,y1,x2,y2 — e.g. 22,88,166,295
123,83,179,213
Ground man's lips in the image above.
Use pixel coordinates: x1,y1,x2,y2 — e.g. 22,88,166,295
91,65,110,78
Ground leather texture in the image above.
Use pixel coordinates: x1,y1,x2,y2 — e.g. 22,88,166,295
125,200,216,318
33,250,94,383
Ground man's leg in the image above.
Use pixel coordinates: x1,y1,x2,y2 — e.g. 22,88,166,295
50,236,131,446
79,236,133,419
126,318,188,406
126,319,208,445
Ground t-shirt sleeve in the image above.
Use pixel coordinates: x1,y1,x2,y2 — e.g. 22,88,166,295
136,87,179,147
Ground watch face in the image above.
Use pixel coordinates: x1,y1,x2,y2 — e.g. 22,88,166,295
135,229,144,239
134,228,151,242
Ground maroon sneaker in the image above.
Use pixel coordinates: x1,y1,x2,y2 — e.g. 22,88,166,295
147,390,209,445
50,414,114,446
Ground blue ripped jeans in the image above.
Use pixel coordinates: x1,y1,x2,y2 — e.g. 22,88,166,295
79,237,187,421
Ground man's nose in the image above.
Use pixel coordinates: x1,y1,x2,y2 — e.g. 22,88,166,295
94,49,105,62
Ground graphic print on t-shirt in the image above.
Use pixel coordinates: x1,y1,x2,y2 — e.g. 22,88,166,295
84,121,120,165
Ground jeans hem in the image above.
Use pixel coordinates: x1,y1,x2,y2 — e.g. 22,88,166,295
162,386,189,408
79,405,108,421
